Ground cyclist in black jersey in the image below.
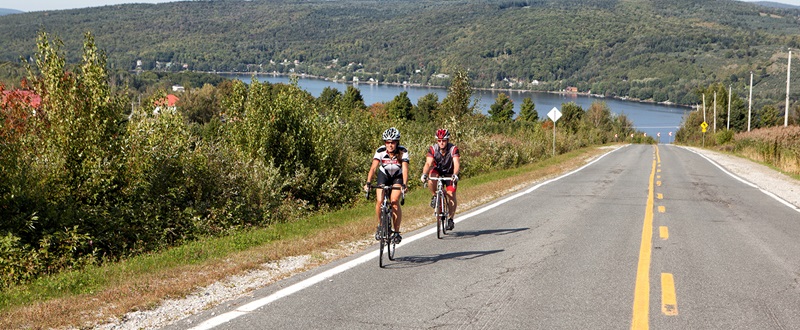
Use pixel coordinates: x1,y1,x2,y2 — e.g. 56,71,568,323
364,127,409,243
420,129,460,230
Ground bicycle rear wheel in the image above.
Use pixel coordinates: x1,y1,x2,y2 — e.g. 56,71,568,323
388,230,396,261
435,193,444,239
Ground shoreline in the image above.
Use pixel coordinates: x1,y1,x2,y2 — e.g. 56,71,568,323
211,71,693,109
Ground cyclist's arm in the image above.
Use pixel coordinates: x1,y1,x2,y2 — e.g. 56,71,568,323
366,158,380,184
421,155,434,177
452,155,460,177
401,160,409,189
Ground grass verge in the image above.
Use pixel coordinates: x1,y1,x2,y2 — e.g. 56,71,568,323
0,145,615,329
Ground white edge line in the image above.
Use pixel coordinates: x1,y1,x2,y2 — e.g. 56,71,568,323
189,145,627,329
681,147,800,213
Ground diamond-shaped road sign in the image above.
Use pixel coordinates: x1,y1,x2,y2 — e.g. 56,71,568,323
548,107,562,122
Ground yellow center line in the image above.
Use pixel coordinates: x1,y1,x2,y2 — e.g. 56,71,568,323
659,226,669,240
658,206,666,213
632,146,658,330
656,193,663,200
661,273,678,315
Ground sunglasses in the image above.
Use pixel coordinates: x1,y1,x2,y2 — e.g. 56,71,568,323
384,140,398,144
436,139,448,142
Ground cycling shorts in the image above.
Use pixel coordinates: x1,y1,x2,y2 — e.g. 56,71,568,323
377,170,404,187
430,169,457,193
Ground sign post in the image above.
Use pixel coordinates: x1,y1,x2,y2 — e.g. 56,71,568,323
701,121,708,147
547,107,562,157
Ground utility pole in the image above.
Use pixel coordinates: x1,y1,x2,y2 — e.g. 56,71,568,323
713,91,717,133
786,49,792,127
703,93,706,123
727,85,732,130
748,71,753,132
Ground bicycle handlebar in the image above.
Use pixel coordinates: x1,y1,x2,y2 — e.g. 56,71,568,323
364,184,405,205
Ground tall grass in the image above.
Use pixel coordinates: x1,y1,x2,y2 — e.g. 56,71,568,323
733,126,800,175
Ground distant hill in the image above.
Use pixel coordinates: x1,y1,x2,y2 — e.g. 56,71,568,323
0,0,798,107
747,1,800,9
0,8,23,16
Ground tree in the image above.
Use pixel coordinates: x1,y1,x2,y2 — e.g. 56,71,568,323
341,85,366,114
317,86,341,113
179,83,221,124
560,102,584,133
518,97,538,122
439,69,475,120
412,92,438,122
386,91,412,120
585,101,611,129
488,92,514,122
758,105,780,128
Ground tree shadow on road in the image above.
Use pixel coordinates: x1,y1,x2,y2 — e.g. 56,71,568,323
387,249,503,269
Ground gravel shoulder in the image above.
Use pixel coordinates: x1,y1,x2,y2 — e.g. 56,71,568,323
97,145,800,330
682,146,800,210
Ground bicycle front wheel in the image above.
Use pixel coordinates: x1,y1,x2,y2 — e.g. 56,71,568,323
440,194,449,236
379,207,390,268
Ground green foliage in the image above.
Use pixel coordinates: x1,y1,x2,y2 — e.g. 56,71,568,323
715,129,734,145
386,91,413,120
438,70,476,121
560,102,585,134
412,93,438,123
341,85,367,114
0,32,638,289
488,93,515,123
757,104,781,128
518,97,538,122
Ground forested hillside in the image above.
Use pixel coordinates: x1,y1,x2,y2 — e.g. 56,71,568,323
0,0,798,107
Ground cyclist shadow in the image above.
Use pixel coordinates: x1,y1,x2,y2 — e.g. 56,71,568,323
444,227,529,239
387,249,503,269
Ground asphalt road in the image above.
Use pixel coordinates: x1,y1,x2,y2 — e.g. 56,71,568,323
168,144,800,330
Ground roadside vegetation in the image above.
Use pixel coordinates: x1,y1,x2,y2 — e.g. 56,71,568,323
1,0,799,108
0,32,643,328
675,83,800,177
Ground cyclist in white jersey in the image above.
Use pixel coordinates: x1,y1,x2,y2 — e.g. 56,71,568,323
420,129,460,230
364,127,409,243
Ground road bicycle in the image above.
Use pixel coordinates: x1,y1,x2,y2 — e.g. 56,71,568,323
366,184,404,268
427,177,454,239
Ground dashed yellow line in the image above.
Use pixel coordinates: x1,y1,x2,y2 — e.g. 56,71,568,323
661,273,678,315
656,193,663,200
658,206,666,213
659,226,669,240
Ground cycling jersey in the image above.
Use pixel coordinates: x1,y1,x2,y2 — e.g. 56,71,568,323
427,143,460,175
373,145,409,178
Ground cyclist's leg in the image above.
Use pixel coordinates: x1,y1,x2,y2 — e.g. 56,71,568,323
428,169,439,207
389,175,404,241
446,183,457,229
447,185,457,216
375,172,392,239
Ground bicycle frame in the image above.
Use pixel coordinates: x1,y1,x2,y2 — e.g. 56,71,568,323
428,177,453,238
366,184,404,267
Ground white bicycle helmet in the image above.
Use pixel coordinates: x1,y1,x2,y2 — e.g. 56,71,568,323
382,127,401,141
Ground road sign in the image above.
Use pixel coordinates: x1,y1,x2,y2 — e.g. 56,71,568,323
547,107,562,122
700,121,708,133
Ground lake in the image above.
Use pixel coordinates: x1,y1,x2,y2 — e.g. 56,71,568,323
221,74,691,143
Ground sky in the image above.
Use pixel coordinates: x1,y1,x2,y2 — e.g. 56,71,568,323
1,0,799,12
